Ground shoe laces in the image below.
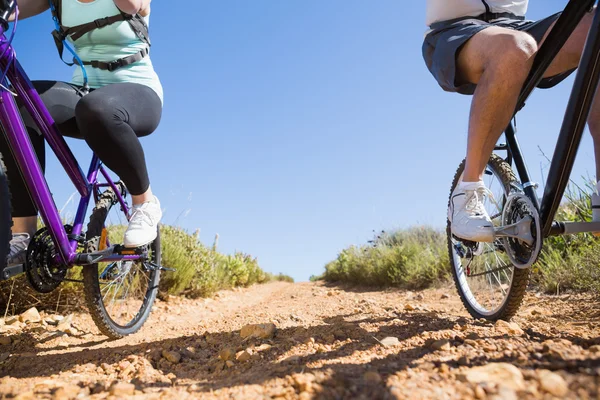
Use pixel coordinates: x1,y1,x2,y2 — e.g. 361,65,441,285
129,202,158,229
465,187,493,217
9,233,30,257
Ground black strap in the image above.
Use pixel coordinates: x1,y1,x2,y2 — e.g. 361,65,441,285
65,14,127,41
429,12,525,30
76,47,149,71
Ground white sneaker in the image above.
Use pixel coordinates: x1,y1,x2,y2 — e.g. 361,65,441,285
7,233,30,267
123,196,162,248
448,182,495,243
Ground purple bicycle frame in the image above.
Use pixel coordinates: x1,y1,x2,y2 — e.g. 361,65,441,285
0,25,137,266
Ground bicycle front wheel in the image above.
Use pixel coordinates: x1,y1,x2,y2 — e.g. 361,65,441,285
82,186,161,339
448,154,530,321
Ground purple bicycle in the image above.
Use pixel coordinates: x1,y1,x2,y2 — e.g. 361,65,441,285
0,0,162,338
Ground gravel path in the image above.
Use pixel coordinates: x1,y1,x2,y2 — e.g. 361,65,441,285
0,281,599,399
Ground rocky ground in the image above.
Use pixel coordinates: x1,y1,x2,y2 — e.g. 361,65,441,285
0,281,599,399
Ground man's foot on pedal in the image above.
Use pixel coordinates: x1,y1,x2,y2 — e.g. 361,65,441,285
449,181,495,243
123,196,162,248
6,233,30,267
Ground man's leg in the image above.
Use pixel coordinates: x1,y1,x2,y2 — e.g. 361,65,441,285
446,27,539,242
456,28,539,182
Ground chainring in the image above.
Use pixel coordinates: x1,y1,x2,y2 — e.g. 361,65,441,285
25,226,71,293
501,193,542,270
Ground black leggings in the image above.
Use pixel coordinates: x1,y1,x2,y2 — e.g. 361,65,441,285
0,81,162,217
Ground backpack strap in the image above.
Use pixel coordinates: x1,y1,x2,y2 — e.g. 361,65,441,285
75,47,149,72
50,0,151,71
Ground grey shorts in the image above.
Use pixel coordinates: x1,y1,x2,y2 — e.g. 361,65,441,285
422,12,575,95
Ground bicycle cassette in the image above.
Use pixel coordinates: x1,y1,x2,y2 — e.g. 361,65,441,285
500,193,542,269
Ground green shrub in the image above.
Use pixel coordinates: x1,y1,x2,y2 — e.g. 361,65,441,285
0,224,287,314
322,226,449,289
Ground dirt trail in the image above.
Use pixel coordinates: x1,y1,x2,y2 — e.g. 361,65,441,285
0,281,600,399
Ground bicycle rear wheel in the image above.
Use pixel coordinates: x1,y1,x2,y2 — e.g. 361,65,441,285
448,154,530,321
0,153,11,279
82,186,160,339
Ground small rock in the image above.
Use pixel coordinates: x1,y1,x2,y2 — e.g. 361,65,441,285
219,348,235,361
414,293,425,301
53,384,80,400
225,360,235,368
292,373,315,392
19,307,41,323
64,327,78,336
458,363,525,391
538,370,569,397
304,337,315,346
495,319,524,336
0,336,10,346
4,316,19,325
56,315,73,331
431,339,451,351
236,350,252,362
240,323,276,339
363,371,382,384
589,345,600,354
109,382,135,397
404,304,416,311
441,293,450,299
474,385,486,400
255,343,272,352
379,337,400,347
162,350,181,364
187,384,199,393
327,291,335,296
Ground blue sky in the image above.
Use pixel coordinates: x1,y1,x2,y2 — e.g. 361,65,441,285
9,1,596,282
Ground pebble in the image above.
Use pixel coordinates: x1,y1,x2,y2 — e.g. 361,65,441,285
458,363,525,391
240,323,276,339
56,315,73,331
404,304,416,311
236,350,252,362
441,293,450,299
52,384,80,400
589,345,600,354
431,339,451,351
538,370,569,397
219,348,235,361
19,308,41,324
109,382,135,396
364,371,382,384
379,336,401,347
495,320,524,336
162,350,181,364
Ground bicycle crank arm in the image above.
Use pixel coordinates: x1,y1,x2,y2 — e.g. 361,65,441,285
494,215,534,246
75,246,144,265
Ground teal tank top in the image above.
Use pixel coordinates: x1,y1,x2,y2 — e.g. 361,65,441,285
61,0,163,103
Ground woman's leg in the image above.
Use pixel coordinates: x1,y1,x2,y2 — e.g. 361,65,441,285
74,82,162,247
0,81,84,264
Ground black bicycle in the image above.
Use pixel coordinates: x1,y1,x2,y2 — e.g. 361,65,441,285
448,0,600,320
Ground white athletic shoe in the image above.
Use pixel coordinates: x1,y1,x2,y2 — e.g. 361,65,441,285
123,196,162,248
448,182,495,243
6,233,30,267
